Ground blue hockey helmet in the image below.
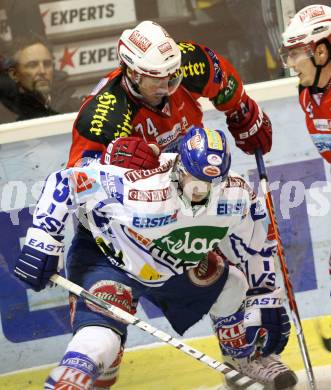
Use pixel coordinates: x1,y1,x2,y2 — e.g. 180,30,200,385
180,126,231,182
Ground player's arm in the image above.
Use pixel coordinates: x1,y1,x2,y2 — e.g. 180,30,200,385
217,179,290,356
179,41,272,155
13,167,103,291
216,179,276,288
214,56,272,155
13,150,161,292
67,74,138,167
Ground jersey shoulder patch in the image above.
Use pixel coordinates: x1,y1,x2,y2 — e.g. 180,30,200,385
75,74,138,144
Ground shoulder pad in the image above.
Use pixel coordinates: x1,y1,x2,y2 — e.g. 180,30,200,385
75,74,138,144
176,41,211,94
225,174,256,201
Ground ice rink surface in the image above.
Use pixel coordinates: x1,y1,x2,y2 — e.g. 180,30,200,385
1,316,330,390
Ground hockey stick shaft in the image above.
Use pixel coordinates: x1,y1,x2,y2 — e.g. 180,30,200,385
50,274,263,390
255,150,317,390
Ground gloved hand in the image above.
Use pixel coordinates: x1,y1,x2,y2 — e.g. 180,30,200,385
226,93,272,155
190,248,228,282
101,137,160,169
14,227,64,292
244,288,290,356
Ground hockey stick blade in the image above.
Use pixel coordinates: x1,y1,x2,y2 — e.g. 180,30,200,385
50,274,264,390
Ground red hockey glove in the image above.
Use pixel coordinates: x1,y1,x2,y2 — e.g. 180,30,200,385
226,93,272,155
101,137,160,169
189,249,228,284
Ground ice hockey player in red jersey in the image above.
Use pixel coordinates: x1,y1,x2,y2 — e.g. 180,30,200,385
280,3,331,297
67,20,272,166
280,4,331,163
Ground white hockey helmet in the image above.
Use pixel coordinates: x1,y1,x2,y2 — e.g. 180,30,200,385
280,4,331,67
117,21,182,78
282,4,331,48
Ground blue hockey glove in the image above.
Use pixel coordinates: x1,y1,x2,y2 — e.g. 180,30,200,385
244,288,290,356
14,227,64,292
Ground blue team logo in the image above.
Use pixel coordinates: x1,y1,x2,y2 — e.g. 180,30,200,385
312,134,331,153
162,134,183,153
205,47,222,83
53,172,70,203
100,172,124,204
250,200,266,221
217,200,247,216
132,210,178,228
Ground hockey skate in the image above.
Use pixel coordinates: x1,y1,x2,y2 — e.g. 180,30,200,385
223,354,298,390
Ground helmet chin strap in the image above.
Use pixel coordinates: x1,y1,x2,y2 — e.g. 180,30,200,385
310,39,331,92
124,71,143,99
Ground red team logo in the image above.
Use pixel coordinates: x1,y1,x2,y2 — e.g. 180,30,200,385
188,252,224,287
217,321,247,349
158,42,172,54
72,171,96,193
128,30,152,52
299,5,325,22
128,187,172,202
86,280,136,320
56,368,93,389
124,160,173,183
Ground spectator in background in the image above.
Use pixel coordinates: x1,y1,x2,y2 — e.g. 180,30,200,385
191,0,284,82
0,35,81,124
225,0,283,81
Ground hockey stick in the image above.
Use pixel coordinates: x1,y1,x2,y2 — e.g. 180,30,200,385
254,149,317,390
50,274,264,390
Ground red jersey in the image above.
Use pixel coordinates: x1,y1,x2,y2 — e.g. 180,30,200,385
67,41,245,167
299,84,331,163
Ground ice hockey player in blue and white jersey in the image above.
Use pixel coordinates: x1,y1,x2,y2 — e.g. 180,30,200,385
14,127,297,390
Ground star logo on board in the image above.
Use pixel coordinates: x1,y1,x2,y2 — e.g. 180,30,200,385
40,9,49,29
59,47,78,70
41,9,49,19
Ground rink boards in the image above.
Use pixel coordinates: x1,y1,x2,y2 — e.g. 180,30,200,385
0,92,330,386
